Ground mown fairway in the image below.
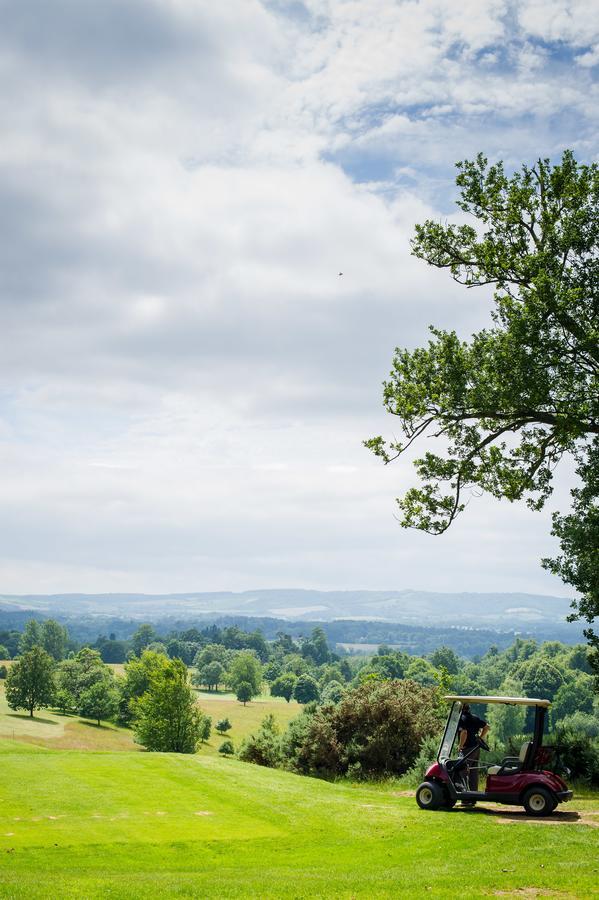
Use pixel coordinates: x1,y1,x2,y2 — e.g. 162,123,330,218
0,741,597,899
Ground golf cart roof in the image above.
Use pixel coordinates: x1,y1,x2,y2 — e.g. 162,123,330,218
444,695,551,708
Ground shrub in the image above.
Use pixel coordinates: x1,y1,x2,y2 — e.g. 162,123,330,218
0,664,7,679
238,714,281,768
216,717,232,734
553,728,599,786
280,679,442,778
219,740,235,756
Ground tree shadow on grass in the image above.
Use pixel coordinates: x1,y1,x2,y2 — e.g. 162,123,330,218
7,713,58,726
78,719,115,730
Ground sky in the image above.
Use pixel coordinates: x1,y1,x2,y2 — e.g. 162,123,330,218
1,0,598,597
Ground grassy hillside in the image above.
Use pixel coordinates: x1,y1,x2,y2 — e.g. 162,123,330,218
0,741,597,898
0,682,301,756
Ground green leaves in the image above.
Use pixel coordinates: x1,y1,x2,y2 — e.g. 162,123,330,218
368,150,599,661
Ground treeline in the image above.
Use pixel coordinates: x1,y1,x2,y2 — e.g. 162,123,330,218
0,608,586,659
238,638,599,784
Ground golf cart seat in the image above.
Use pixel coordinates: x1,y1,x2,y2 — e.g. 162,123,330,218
487,741,531,776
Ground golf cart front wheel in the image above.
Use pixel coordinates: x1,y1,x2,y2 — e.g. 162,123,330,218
416,781,445,811
522,786,556,817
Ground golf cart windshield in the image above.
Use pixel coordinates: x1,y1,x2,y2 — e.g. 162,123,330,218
438,701,462,761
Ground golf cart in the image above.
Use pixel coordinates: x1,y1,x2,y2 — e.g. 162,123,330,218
416,695,572,817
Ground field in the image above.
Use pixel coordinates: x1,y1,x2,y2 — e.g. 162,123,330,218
0,680,301,756
0,740,597,899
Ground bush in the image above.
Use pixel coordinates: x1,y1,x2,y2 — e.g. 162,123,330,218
219,740,235,756
553,728,599,786
0,664,7,679
216,717,232,734
403,734,440,787
280,679,442,779
238,714,281,768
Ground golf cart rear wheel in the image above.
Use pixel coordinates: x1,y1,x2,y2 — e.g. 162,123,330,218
522,786,556,817
416,781,444,811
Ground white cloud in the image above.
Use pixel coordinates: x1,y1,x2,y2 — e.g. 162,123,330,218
0,0,594,595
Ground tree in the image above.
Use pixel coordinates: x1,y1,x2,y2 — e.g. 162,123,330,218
117,650,170,725
5,647,55,717
56,647,112,704
54,688,75,715
216,717,232,734
236,681,253,706
366,151,599,662
228,652,262,699
79,681,119,726
19,619,44,654
219,739,235,756
0,645,10,660
131,624,156,657
41,620,69,661
134,658,204,753
194,661,225,692
270,673,297,703
321,680,345,704
429,646,460,675
293,674,320,704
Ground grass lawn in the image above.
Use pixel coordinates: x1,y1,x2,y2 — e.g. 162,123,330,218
0,741,597,899
0,683,300,755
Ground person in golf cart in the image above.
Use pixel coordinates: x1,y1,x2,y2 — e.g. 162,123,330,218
457,704,490,790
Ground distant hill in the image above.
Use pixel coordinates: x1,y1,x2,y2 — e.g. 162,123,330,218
0,587,575,630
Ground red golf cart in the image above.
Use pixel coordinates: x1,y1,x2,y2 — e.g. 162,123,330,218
416,695,573,816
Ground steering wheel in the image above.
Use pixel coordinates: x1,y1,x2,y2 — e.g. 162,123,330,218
478,737,490,752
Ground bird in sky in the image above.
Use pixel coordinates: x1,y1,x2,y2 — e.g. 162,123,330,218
338,272,343,276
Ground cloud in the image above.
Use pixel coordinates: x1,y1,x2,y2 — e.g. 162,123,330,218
0,0,594,594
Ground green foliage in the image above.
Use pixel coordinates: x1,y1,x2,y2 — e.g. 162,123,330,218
236,681,253,706
218,739,234,756
552,674,595,725
270,672,297,702
515,656,566,701
216,717,232,734
54,688,75,715
6,646,55,716
485,680,527,744
403,734,440,787
0,663,7,678
133,657,204,753
366,150,599,658
131,624,157,657
118,650,171,725
79,681,120,726
553,727,599,786
19,619,44,654
193,660,225,691
293,674,320,704
228,651,262,699
40,619,69,661
320,680,345,704
281,679,441,778
429,646,460,675
238,713,281,767
56,647,112,705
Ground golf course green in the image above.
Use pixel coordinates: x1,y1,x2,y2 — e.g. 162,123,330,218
0,740,597,898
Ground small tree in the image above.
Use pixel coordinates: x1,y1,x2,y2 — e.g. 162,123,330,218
79,681,120,726
293,674,320,704
216,717,232,734
5,647,55,717
0,645,10,660
19,620,44,655
228,652,262,701
236,681,253,706
41,619,69,661
54,688,75,715
195,661,225,692
270,673,297,703
199,713,212,743
219,739,234,756
134,658,203,753
131,624,156,657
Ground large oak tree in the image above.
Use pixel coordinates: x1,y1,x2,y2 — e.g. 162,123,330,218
367,151,598,669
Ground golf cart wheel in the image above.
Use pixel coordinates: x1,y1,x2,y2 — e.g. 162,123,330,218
416,781,444,811
522,786,556,817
